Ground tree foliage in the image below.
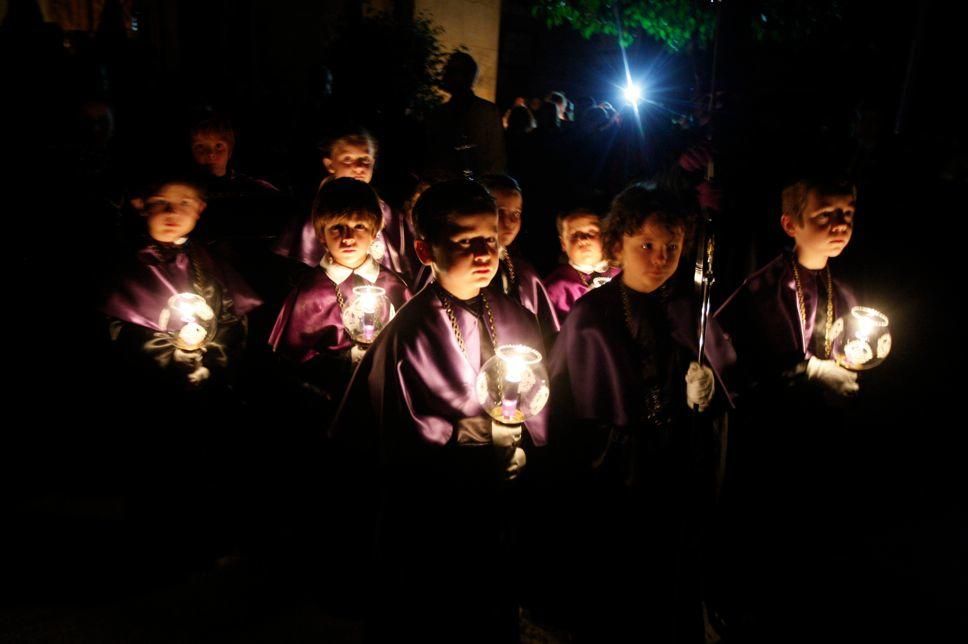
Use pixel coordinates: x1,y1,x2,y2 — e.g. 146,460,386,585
326,11,448,122
531,0,846,51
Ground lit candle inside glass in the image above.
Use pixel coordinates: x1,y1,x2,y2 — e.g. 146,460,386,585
164,293,214,350
501,354,526,422
832,305,891,370
477,344,548,424
360,290,378,342
844,307,887,366
344,285,389,346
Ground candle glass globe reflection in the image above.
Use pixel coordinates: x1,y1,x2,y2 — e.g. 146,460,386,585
158,292,216,350
342,285,391,345
830,306,891,371
476,344,550,424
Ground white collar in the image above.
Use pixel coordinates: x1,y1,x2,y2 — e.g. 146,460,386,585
570,260,610,274
321,253,381,284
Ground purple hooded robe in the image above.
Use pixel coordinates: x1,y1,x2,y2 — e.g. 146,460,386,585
543,263,622,323
103,240,261,331
330,283,548,642
489,249,560,343
714,252,857,399
269,257,411,363
710,254,865,632
101,238,262,390
546,276,734,641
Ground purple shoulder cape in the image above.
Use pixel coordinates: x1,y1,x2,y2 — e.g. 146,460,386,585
269,266,411,362
714,253,857,389
543,264,621,322
490,252,560,338
102,240,262,330
549,278,735,430
332,285,549,460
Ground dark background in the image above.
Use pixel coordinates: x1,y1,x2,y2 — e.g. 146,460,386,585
0,0,963,641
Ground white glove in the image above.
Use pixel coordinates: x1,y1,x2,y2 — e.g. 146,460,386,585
806,356,859,396
685,361,715,412
491,421,526,480
173,348,210,385
491,421,523,448
506,447,527,480
350,344,368,364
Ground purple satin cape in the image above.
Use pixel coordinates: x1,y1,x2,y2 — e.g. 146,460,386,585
549,278,736,430
332,285,549,458
101,240,262,330
269,266,411,362
489,251,560,338
543,264,622,323
714,253,857,393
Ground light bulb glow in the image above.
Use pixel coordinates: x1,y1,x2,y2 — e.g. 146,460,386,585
496,345,542,423
162,293,215,350
623,83,642,105
349,285,388,344
831,305,892,371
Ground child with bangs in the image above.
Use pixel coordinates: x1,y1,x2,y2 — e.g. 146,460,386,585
548,183,733,643
332,179,547,643
270,177,410,404
274,128,417,282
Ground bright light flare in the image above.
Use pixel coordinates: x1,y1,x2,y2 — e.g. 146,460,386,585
622,82,643,105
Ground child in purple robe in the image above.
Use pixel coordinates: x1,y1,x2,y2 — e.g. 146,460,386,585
101,176,262,570
547,183,730,642
715,177,859,398
542,207,621,322
188,113,287,249
332,179,548,643
712,176,861,638
480,174,560,342
273,129,415,281
103,177,262,391
269,177,410,405
187,113,295,336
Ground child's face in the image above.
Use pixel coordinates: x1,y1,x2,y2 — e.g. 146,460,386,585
782,190,854,264
614,214,684,293
324,143,375,183
416,212,500,299
191,133,232,177
321,214,376,269
560,214,604,266
495,190,523,248
144,184,205,243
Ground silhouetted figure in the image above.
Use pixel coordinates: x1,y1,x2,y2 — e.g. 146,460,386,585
423,52,506,179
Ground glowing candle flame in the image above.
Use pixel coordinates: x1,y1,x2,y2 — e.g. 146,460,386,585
351,285,386,344
164,293,214,350
833,306,891,371
477,344,548,424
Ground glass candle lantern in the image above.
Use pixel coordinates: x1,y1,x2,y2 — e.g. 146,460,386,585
342,285,391,345
476,344,550,424
158,292,216,350
830,305,892,371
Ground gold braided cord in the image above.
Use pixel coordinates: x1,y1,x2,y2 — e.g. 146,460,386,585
501,249,516,285
333,281,346,312
790,259,834,359
433,283,498,357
